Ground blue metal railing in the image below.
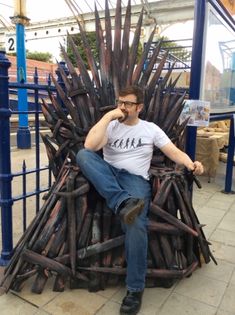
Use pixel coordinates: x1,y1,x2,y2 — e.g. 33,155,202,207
0,51,60,265
146,38,193,71
0,51,13,264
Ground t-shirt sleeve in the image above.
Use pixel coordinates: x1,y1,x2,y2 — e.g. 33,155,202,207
153,125,171,148
106,120,114,138
106,120,118,141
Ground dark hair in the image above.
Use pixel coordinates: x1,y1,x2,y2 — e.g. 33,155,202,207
119,86,144,104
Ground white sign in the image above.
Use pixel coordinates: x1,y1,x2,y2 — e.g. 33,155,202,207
5,34,16,53
180,100,211,127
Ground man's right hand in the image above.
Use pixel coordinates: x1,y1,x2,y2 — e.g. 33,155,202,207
106,108,127,121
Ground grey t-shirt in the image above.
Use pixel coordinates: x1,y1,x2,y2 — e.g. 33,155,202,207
103,119,170,179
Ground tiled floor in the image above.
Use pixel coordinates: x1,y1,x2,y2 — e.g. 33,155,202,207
0,147,235,315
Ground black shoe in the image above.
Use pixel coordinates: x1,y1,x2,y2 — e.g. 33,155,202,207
118,198,145,225
120,291,143,315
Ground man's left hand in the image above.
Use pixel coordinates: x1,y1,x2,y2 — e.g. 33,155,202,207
193,161,204,175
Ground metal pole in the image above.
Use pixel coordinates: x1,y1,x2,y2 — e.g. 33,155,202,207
186,0,206,160
224,116,235,193
0,51,13,265
11,0,31,149
210,113,235,193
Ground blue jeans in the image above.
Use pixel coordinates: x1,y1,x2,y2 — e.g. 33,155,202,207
76,149,151,292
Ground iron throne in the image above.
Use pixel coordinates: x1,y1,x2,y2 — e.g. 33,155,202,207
0,0,215,295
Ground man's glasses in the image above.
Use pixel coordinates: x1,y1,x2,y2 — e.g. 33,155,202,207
116,100,139,109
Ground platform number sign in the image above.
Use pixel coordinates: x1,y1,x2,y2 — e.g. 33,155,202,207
5,34,16,53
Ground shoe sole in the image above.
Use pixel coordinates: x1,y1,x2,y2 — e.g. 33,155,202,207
123,200,145,225
120,308,140,315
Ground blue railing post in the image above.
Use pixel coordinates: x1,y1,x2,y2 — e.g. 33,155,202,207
56,61,69,106
56,61,69,86
0,51,13,265
34,68,41,213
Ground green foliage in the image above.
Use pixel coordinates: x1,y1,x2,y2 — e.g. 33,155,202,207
66,31,143,68
67,32,98,68
137,41,143,61
8,50,53,62
26,51,53,62
7,52,16,56
160,36,191,62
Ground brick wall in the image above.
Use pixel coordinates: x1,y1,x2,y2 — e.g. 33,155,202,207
7,55,58,83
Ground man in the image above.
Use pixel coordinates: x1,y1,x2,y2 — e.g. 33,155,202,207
76,86,203,315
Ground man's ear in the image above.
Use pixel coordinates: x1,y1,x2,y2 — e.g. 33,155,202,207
137,103,144,113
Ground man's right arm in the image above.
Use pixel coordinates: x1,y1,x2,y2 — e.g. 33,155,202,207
84,108,125,151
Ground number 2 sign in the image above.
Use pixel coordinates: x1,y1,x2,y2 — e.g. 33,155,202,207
5,34,16,53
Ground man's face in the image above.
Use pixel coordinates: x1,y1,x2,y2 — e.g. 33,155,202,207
116,93,143,120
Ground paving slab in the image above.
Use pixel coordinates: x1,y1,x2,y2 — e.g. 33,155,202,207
158,293,216,315
174,274,227,307
218,283,235,314
42,290,107,315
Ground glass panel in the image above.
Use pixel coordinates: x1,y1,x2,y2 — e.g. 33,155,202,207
201,3,235,113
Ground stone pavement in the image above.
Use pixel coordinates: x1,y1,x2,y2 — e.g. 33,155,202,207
0,146,235,315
